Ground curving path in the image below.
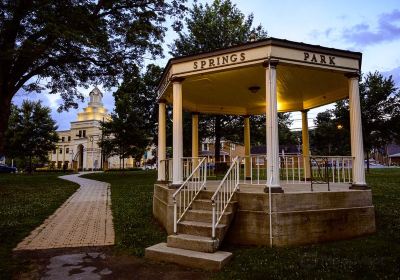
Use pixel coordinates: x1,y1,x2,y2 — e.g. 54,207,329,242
15,172,114,251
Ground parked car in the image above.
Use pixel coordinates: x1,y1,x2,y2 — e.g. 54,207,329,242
0,164,17,173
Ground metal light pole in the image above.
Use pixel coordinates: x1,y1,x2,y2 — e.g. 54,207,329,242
89,135,94,171
69,149,74,170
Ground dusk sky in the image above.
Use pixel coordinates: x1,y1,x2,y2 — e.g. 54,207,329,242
12,0,400,131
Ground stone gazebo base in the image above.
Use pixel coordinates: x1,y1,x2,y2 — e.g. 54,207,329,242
153,182,376,247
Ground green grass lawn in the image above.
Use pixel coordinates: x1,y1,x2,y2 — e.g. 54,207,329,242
82,171,166,256
0,173,79,279
84,168,400,279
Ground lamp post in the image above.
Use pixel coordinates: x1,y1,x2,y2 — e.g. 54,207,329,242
69,149,74,170
89,135,94,171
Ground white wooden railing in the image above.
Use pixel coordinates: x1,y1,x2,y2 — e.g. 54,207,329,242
182,157,205,180
160,158,173,181
211,156,240,239
280,154,307,184
160,157,204,182
173,157,207,234
238,154,353,185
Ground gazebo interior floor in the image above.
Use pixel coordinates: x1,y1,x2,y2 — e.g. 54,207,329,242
202,180,354,193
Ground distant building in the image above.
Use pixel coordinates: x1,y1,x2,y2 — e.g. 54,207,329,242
49,87,134,170
200,139,245,163
388,144,400,166
371,143,400,166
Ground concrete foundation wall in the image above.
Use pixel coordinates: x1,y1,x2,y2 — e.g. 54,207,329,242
153,184,175,234
153,184,376,247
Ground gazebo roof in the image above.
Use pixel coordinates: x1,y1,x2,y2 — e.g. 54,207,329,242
157,37,362,115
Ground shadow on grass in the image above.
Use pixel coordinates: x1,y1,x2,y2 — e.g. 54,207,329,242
0,173,79,280
83,169,400,279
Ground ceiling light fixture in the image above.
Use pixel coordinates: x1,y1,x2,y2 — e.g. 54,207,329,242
248,86,260,93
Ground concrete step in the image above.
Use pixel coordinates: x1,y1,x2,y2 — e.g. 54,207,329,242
197,190,238,200
191,199,237,212
183,209,233,224
178,220,226,239
145,242,232,271
167,234,219,253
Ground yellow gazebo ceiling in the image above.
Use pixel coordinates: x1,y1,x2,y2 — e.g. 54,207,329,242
158,37,361,115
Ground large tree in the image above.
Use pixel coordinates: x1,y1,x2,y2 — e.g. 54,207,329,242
99,64,163,167
5,100,58,172
311,110,349,156
0,0,186,155
169,0,268,162
311,71,400,170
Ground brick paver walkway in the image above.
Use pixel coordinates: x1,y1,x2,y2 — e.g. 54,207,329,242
14,173,114,250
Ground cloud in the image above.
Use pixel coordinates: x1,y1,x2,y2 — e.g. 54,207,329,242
382,66,400,88
342,9,400,46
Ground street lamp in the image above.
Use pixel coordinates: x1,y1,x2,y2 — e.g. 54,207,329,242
69,149,74,170
89,136,94,171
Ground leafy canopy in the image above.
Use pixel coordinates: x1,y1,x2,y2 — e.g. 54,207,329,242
0,0,186,155
169,0,273,158
5,100,58,170
311,71,400,161
170,0,267,56
99,64,163,162
0,0,186,108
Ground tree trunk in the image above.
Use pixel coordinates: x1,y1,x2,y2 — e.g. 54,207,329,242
366,151,370,173
214,116,221,162
0,93,12,156
214,116,223,174
29,155,32,174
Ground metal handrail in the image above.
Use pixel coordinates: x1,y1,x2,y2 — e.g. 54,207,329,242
160,158,172,181
310,155,353,186
211,156,240,239
173,157,207,234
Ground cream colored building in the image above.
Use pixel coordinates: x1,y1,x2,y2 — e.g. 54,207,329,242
49,87,134,170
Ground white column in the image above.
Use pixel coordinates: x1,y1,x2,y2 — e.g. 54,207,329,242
56,146,59,168
70,149,73,169
172,77,184,186
83,145,87,170
347,73,367,188
157,102,167,181
301,110,311,180
192,113,199,158
264,60,282,192
244,116,251,179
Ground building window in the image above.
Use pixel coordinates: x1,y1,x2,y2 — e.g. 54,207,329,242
83,130,86,138
59,148,62,154
61,137,65,142
78,130,82,138
231,144,236,151
53,150,56,154
68,136,71,141
66,148,69,154
202,143,209,151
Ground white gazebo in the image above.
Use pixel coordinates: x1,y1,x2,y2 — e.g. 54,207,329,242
146,38,375,271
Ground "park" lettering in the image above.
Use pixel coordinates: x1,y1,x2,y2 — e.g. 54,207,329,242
304,52,335,65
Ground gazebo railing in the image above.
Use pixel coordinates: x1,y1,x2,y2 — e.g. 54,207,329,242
160,158,173,181
311,156,353,184
173,157,207,234
280,154,308,184
160,157,205,182
238,154,353,185
182,157,205,180
211,156,240,239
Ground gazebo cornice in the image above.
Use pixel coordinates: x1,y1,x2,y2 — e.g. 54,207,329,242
157,37,362,98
